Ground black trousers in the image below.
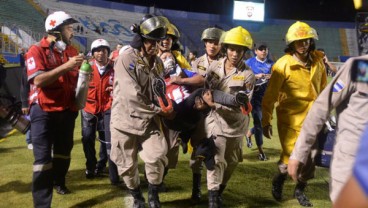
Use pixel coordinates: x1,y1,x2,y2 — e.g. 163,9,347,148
30,104,77,208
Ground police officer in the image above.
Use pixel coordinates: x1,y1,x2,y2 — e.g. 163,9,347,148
288,55,368,203
202,26,255,207
261,21,327,207
110,14,172,208
26,11,83,207
189,26,225,204
81,38,120,185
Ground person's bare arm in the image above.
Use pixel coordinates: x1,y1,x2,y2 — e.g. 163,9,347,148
169,74,204,87
33,55,84,87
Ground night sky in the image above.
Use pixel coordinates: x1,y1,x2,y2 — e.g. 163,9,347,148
108,0,360,22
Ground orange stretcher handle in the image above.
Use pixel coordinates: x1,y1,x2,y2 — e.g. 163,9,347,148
241,102,253,115
158,95,173,113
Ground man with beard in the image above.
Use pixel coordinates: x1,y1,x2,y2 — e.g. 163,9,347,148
110,14,173,208
26,11,83,207
261,21,327,207
80,39,120,186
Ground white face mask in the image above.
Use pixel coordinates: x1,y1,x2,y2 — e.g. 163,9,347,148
163,58,175,75
55,40,67,52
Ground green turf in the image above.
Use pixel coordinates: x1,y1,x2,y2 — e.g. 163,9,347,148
0,114,332,208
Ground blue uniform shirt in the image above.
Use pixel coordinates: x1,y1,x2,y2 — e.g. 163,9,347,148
353,125,368,197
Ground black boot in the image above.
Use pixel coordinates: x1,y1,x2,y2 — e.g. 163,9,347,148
148,183,161,208
129,187,145,208
208,190,222,208
272,173,287,201
294,182,313,207
218,184,226,205
158,168,168,192
191,173,202,204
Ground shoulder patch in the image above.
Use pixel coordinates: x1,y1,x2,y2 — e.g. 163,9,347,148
27,57,36,71
333,79,345,93
129,63,135,70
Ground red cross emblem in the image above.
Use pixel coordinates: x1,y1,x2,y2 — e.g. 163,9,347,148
49,20,56,27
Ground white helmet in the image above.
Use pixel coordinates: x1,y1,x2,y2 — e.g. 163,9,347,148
45,11,78,32
91,39,111,54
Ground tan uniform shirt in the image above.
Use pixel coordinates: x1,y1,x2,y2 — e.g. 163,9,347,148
290,56,368,201
206,58,255,138
111,47,163,136
192,54,223,77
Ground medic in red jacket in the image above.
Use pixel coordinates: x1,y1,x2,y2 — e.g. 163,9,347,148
26,11,83,207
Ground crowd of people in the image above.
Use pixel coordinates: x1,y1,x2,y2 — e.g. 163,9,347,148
6,8,366,208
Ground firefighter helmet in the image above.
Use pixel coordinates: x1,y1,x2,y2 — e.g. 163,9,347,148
285,21,318,45
221,26,253,49
140,15,169,40
167,23,180,41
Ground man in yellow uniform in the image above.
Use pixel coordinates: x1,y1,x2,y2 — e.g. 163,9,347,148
202,26,255,207
261,21,327,207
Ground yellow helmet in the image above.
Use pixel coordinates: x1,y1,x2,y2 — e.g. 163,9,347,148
221,26,253,49
167,23,180,41
285,21,318,45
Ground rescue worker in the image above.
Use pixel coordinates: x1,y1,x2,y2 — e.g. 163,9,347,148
26,11,83,207
157,22,199,192
189,26,225,204
261,21,327,207
202,26,255,207
110,14,173,208
288,55,368,203
158,22,191,69
245,42,274,161
334,125,368,208
81,38,120,185
109,43,123,62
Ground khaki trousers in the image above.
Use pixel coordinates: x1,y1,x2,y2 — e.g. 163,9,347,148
207,135,243,190
110,127,168,189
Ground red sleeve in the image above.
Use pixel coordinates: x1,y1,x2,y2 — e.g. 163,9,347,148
26,45,46,84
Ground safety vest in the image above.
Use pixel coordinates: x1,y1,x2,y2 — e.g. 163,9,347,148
83,59,114,114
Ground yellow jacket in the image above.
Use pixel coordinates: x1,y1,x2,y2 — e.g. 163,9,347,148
172,50,191,70
262,51,327,131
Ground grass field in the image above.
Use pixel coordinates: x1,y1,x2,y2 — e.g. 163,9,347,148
0,114,332,208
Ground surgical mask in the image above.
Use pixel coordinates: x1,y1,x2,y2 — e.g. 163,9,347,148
55,40,67,52
163,58,175,75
